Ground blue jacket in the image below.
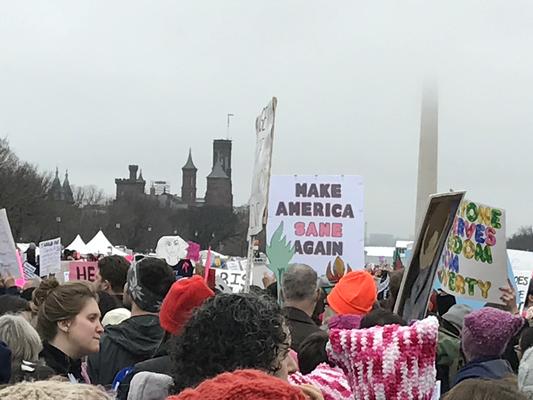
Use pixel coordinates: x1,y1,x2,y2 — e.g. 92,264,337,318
453,357,514,387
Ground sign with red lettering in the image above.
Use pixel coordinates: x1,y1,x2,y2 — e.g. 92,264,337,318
68,262,98,282
266,175,364,276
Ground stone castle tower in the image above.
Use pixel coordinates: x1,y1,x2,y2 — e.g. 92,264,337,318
181,149,197,205
205,140,233,208
48,168,74,204
115,165,146,199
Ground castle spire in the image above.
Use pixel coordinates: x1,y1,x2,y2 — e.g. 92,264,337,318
182,148,197,170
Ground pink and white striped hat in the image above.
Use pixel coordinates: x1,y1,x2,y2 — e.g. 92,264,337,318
289,363,353,400
327,316,439,400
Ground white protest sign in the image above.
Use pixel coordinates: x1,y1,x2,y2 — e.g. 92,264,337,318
266,175,364,276
22,262,37,280
438,201,508,303
248,98,277,237
155,236,188,266
215,269,247,293
514,270,532,312
0,209,21,278
39,237,61,276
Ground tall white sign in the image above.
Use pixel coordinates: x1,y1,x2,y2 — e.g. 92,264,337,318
248,97,277,237
0,209,21,278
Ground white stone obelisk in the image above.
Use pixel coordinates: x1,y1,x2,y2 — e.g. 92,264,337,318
414,81,438,236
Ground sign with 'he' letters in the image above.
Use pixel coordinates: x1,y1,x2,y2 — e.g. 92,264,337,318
437,200,508,304
266,175,364,276
69,262,98,282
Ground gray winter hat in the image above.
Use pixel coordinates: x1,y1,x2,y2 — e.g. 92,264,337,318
127,371,173,400
442,304,472,330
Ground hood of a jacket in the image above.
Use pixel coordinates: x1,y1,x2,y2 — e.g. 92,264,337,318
454,357,513,386
104,315,163,357
519,347,533,396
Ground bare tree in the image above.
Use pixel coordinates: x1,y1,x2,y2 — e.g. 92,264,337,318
72,185,108,207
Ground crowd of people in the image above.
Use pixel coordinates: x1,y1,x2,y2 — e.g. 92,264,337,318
0,254,532,399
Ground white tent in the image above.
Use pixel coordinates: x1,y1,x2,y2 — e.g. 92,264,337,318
85,230,127,256
66,235,89,254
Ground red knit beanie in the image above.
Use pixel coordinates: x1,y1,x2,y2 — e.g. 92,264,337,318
159,275,214,335
167,369,307,400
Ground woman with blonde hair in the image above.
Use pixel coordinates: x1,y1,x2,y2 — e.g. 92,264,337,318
0,314,54,383
0,379,112,400
33,278,103,382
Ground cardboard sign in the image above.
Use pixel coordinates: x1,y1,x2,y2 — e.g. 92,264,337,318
39,238,61,276
0,209,21,278
68,262,98,282
437,201,508,303
248,97,277,237
266,175,364,276
215,269,247,293
396,192,465,322
514,269,532,312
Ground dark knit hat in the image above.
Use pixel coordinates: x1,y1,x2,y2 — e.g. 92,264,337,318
462,307,524,361
167,369,307,400
160,275,214,335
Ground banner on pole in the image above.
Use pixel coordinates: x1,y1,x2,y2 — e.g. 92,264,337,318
266,175,364,276
39,237,61,276
437,201,508,303
248,97,277,237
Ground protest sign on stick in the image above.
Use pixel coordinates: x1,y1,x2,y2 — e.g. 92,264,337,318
39,238,61,277
437,200,508,303
395,191,465,322
0,209,21,278
245,97,277,293
68,262,98,282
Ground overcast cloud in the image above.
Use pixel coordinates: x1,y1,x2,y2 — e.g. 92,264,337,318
1,1,532,239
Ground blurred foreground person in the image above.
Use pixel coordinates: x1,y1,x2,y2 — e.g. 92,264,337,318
0,379,112,400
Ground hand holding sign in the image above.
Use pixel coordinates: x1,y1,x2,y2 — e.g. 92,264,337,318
499,279,519,315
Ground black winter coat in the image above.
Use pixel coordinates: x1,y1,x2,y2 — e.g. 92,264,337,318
87,314,164,385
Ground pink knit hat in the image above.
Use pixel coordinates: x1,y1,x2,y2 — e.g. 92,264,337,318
327,316,439,400
289,363,353,400
462,307,524,361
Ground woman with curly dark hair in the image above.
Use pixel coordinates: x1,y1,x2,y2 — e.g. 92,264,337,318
170,293,295,394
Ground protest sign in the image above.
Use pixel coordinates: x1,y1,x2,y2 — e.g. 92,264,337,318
396,191,465,322
22,262,37,280
215,269,246,293
155,236,188,266
514,269,532,312
0,209,21,278
248,97,277,237
437,201,508,303
68,261,98,282
266,175,364,276
39,237,61,276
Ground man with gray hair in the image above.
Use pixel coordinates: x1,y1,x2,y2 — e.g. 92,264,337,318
282,263,320,352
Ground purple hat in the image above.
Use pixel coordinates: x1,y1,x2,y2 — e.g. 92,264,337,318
462,307,524,361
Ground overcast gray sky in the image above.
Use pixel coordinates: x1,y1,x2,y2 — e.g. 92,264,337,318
1,1,532,239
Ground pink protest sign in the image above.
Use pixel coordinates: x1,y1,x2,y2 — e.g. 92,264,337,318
69,262,99,282
187,241,200,262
